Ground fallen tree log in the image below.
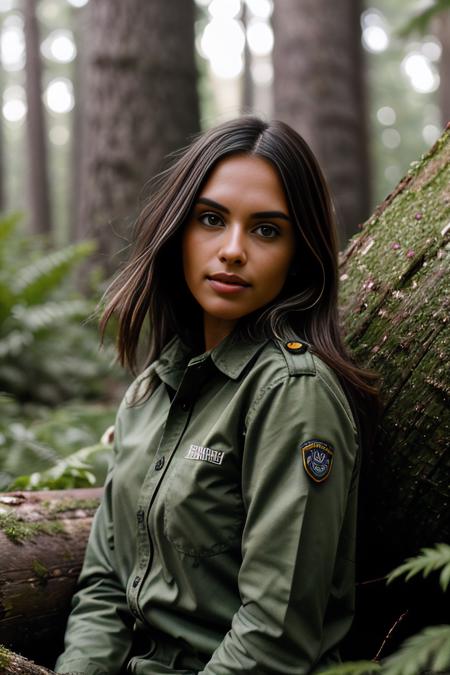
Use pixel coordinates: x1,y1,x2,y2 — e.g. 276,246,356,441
0,488,101,664
339,125,450,658
0,645,55,674
340,124,449,562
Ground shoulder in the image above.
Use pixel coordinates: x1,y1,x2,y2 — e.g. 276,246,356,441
246,339,356,433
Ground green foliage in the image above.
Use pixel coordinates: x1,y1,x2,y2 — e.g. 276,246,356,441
387,544,450,592
0,394,116,490
0,213,121,404
382,626,450,675
398,0,450,36
10,440,112,490
323,544,450,675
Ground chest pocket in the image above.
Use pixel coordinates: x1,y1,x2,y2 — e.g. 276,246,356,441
162,449,243,557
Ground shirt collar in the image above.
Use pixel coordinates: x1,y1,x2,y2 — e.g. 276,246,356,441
154,331,269,389
209,330,268,380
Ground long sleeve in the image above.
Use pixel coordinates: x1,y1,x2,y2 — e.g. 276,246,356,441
199,369,359,674
54,412,134,675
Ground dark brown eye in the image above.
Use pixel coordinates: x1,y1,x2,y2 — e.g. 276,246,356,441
200,213,223,227
255,224,279,238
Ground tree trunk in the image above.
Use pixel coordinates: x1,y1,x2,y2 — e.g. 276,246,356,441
23,0,52,237
0,488,101,663
76,0,200,278
272,0,370,246
241,2,254,114
69,3,89,244
340,124,450,562
339,124,450,658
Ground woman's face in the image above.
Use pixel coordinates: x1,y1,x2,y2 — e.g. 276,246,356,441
182,154,296,346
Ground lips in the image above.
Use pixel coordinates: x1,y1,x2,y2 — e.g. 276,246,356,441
207,272,250,287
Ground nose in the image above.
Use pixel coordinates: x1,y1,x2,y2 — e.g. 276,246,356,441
217,224,247,265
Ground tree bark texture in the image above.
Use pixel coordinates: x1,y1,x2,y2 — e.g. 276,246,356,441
272,0,370,246
0,488,101,662
340,126,450,568
0,645,55,674
23,0,52,236
76,0,200,277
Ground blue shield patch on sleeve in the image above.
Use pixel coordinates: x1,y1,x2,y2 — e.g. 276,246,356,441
300,439,334,483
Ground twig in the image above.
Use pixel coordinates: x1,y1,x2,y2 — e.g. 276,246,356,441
357,575,388,586
373,610,409,661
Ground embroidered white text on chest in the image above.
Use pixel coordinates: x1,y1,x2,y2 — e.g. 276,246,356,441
185,444,224,465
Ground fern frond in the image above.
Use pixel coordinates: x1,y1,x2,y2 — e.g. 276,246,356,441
382,625,450,675
12,300,92,332
10,441,111,490
0,329,33,358
387,543,450,591
12,241,95,303
319,661,380,675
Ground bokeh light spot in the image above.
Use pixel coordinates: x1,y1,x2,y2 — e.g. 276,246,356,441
44,78,75,114
377,106,396,126
247,20,273,56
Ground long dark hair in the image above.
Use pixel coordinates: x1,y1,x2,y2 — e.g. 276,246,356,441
100,116,379,422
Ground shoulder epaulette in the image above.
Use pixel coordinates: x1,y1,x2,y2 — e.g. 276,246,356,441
273,339,316,376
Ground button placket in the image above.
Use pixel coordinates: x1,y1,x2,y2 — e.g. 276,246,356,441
127,376,197,621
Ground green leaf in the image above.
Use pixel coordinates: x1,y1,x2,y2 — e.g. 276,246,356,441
398,0,450,37
387,543,450,591
11,300,93,333
0,329,33,358
9,441,112,491
382,625,450,675
12,241,95,304
319,662,381,675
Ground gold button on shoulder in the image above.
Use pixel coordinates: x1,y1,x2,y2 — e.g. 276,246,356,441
285,341,307,354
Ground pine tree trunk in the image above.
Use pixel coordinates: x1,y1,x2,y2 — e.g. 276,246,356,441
272,0,370,246
76,0,200,277
0,488,101,661
23,0,52,236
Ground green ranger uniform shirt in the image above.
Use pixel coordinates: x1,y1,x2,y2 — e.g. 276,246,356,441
55,331,360,675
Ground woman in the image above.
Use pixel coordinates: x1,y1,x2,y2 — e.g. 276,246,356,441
55,117,379,675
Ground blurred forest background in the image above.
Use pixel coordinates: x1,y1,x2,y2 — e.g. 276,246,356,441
0,0,448,492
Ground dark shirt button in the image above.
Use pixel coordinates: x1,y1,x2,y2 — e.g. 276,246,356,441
155,456,165,470
132,576,141,588
180,400,189,411
137,510,144,523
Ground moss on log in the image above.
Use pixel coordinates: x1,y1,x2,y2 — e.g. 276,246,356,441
339,126,450,659
0,488,101,660
0,645,56,674
340,125,449,563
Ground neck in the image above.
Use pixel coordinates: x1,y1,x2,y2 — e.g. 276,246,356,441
203,315,237,352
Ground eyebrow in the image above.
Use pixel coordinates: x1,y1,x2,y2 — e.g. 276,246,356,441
196,197,291,222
